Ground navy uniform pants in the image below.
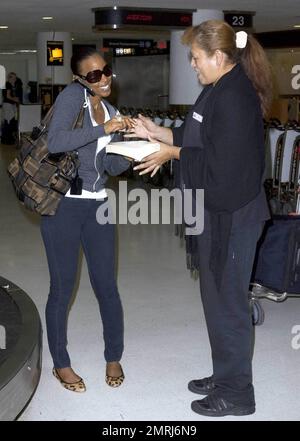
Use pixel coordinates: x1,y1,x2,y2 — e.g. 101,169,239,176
197,222,264,406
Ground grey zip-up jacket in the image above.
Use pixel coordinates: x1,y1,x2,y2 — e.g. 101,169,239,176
48,81,130,192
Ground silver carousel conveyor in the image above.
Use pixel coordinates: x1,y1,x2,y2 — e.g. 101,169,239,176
0,276,42,420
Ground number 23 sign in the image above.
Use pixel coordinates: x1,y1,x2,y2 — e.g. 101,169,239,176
224,12,254,29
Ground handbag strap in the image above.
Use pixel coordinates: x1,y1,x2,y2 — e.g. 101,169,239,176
72,105,85,129
40,105,55,128
38,99,85,134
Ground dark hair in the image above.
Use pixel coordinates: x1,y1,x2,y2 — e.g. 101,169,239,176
70,47,101,75
182,20,273,117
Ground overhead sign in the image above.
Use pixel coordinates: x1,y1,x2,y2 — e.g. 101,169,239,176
47,41,64,66
103,39,153,49
93,7,194,30
255,30,300,48
113,46,169,57
102,38,170,57
224,11,255,29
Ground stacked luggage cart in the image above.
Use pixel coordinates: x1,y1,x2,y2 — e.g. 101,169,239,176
119,106,186,129
250,119,300,325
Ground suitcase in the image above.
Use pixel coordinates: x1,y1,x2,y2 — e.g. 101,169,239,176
252,216,300,294
250,215,300,325
1,118,18,145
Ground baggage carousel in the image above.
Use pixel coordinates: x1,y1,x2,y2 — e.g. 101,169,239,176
0,276,42,420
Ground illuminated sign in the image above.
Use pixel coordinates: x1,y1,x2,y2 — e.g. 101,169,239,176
102,39,170,57
103,39,153,48
47,41,64,65
224,11,254,29
113,47,169,57
115,48,136,56
93,7,194,30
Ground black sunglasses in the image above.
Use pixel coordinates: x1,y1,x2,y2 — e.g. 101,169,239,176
78,65,112,84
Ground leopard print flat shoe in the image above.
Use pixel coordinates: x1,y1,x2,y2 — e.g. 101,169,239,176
52,368,86,393
105,364,125,388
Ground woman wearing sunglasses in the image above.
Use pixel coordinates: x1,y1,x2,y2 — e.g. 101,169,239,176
41,47,133,392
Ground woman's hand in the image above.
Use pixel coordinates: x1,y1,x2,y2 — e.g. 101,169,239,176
133,141,180,177
104,115,134,135
126,114,159,140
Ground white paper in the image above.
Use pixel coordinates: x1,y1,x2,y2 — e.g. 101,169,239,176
106,140,160,162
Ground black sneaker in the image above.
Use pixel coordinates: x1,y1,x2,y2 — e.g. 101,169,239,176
188,376,215,395
191,392,255,417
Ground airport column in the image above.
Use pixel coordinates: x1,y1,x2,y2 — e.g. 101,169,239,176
169,10,223,105
37,32,72,114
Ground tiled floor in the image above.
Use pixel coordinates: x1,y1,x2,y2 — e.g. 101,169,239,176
1,143,300,421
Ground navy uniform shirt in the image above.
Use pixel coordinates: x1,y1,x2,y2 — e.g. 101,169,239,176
172,73,270,232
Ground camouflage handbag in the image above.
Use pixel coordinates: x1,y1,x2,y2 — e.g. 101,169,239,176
7,105,85,215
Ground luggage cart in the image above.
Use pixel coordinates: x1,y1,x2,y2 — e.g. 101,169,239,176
249,282,300,326
250,211,300,326
250,120,300,325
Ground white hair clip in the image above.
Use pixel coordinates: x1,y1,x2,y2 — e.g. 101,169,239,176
236,31,248,49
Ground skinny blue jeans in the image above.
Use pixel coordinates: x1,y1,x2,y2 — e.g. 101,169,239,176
40,197,124,368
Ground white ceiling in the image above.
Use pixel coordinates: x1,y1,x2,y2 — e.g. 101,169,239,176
0,0,300,51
